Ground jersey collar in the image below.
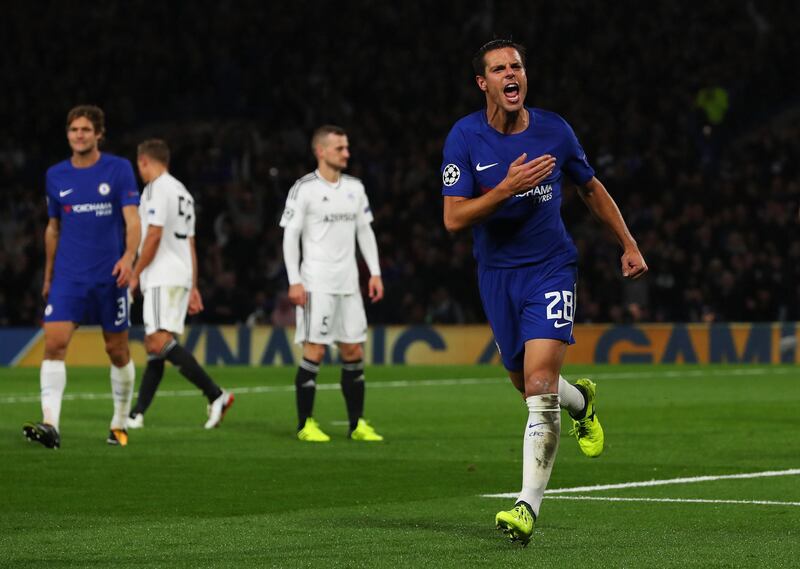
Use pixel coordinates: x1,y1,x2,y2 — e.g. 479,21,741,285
483,106,534,136
315,169,342,189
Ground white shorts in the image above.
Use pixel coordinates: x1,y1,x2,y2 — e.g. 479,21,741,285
295,291,367,345
143,286,189,336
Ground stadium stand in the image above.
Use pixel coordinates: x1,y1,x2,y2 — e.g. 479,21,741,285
1,1,798,326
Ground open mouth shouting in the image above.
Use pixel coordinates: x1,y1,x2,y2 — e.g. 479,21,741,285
503,82,521,105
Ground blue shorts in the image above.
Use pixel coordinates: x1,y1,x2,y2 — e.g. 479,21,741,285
478,262,577,371
44,279,130,332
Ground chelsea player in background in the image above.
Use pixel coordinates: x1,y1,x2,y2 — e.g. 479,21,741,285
441,40,647,545
23,105,141,449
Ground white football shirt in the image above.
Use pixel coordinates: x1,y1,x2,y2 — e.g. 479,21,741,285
139,172,196,290
280,170,374,294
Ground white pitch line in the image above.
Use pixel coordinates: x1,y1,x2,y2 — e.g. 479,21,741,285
1,366,797,405
548,496,800,507
0,376,506,404
481,468,800,498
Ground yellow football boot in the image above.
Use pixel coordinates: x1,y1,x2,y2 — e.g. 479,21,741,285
496,503,534,546
349,418,384,441
297,417,331,442
569,378,604,458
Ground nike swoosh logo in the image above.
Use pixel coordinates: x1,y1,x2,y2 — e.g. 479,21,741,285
475,162,498,172
528,422,546,429
553,321,571,328
59,189,74,197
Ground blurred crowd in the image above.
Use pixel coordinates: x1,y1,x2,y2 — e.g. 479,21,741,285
1,1,798,326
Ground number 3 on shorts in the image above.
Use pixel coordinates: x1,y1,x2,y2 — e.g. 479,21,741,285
114,296,127,326
544,290,574,322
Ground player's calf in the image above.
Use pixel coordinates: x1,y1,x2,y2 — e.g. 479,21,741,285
109,360,135,432
128,356,166,426
340,359,365,431
295,357,320,432
162,339,225,405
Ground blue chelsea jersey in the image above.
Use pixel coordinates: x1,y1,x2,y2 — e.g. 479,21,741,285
441,107,595,269
46,153,140,283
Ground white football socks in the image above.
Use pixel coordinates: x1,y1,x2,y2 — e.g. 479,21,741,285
40,359,67,431
518,393,561,518
110,360,135,430
558,375,586,417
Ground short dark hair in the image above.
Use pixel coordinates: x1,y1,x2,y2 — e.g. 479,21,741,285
311,124,346,150
66,105,105,135
472,39,527,76
137,138,170,166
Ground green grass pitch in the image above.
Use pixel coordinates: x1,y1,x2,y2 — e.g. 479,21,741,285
1,364,798,568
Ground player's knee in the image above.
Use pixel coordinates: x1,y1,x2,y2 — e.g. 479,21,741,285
144,333,171,356
108,351,130,367
508,372,526,394
144,337,161,356
43,334,69,360
44,343,67,361
524,371,558,396
303,343,326,363
143,336,157,355
105,341,130,366
339,343,363,361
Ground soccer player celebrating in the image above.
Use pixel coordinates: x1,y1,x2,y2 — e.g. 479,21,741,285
24,105,141,448
441,41,647,544
127,139,234,429
280,125,384,442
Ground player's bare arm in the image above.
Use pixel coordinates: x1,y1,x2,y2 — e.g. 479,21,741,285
188,236,204,315
113,205,141,287
577,177,648,279
443,153,556,232
42,217,60,299
130,224,163,294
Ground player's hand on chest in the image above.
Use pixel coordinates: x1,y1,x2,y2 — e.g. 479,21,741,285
472,147,561,195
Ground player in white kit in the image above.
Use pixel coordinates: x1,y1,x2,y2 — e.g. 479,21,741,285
280,125,384,442
128,139,233,430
